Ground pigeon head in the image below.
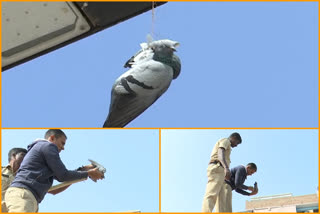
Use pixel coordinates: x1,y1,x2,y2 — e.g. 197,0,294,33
148,39,181,79
149,39,180,55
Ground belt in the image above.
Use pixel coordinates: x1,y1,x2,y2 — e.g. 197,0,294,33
209,160,220,165
209,160,224,168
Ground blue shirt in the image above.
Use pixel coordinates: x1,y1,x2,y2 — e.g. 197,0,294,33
11,140,88,203
225,165,250,196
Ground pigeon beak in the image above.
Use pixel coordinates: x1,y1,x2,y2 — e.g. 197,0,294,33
172,42,180,52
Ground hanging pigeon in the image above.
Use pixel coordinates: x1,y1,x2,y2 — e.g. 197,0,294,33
103,39,181,127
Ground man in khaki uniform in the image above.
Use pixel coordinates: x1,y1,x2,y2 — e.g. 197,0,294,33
2,148,27,212
201,132,242,212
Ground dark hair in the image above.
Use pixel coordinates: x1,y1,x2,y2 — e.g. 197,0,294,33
229,132,242,143
44,129,67,140
247,163,257,171
8,148,27,162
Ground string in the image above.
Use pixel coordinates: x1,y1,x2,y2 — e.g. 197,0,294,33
151,2,155,39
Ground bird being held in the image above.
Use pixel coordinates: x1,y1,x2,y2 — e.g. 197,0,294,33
103,39,181,127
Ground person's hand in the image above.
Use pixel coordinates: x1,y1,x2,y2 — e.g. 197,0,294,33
253,182,258,194
81,164,95,171
249,182,258,196
77,164,95,171
88,167,104,182
249,192,257,196
224,168,231,180
249,188,258,196
247,186,254,191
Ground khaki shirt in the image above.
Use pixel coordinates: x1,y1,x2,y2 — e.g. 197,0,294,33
209,138,232,167
1,165,15,200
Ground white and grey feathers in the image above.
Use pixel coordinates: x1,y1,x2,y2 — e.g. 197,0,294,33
103,39,181,127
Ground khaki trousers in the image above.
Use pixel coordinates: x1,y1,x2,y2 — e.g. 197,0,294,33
215,182,232,212
201,164,225,212
5,187,38,213
2,201,8,212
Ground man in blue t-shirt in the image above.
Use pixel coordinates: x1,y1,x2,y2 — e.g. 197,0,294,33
5,129,104,212
215,163,258,212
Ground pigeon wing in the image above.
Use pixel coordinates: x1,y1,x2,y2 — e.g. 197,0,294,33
103,87,168,128
124,48,154,68
124,49,144,68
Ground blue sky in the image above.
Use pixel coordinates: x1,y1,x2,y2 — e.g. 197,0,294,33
1,129,159,212
2,2,318,128
161,129,319,212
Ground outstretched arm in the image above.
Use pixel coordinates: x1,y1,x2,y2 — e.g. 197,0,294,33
235,182,259,196
43,144,89,182
48,185,71,195
235,188,251,196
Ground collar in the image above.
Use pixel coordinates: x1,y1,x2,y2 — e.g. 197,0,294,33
2,164,14,175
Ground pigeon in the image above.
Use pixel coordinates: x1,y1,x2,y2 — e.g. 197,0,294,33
103,39,181,127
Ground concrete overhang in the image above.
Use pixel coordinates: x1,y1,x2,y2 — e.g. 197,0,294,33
1,1,166,71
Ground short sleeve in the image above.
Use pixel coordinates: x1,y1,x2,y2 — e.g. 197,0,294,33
218,138,230,150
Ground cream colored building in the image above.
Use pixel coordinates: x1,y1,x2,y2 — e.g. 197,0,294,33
246,193,318,213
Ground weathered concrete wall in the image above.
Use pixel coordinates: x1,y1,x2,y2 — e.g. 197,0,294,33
246,194,318,210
